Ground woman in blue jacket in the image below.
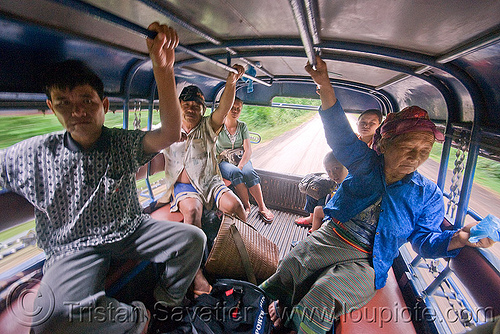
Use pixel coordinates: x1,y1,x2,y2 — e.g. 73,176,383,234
260,56,496,334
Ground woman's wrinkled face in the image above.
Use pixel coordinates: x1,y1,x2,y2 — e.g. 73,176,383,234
381,131,434,177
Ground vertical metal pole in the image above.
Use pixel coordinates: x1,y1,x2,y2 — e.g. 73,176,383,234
122,99,129,129
455,134,480,227
437,135,452,191
147,83,156,131
145,82,157,201
122,60,146,129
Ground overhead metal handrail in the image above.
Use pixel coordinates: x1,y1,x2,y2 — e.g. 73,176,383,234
47,0,271,87
137,0,275,79
303,0,321,45
289,0,317,68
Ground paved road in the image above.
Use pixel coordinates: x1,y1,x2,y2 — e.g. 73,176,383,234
251,114,500,223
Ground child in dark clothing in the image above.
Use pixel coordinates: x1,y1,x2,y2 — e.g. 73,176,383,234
295,151,348,232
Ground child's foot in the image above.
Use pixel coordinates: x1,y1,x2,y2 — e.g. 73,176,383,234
294,216,312,227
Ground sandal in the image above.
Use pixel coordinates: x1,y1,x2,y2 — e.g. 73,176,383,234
294,217,312,228
259,209,274,223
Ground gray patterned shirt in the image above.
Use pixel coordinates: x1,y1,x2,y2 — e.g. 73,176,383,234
0,127,156,267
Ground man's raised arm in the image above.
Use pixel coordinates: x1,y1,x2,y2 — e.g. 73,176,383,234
142,22,182,154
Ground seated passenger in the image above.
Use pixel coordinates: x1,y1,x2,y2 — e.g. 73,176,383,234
216,97,274,222
0,24,206,334
260,56,497,334
294,151,348,231
159,67,246,295
356,108,382,148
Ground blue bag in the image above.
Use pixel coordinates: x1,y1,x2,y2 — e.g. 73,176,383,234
469,214,500,243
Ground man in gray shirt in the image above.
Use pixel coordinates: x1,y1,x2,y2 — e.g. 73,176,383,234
0,23,204,334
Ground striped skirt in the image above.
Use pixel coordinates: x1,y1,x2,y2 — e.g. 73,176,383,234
259,221,376,334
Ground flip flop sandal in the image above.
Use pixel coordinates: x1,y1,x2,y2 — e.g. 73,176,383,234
294,217,312,227
259,210,274,223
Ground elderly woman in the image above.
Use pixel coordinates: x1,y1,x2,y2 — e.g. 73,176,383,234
216,97,274,222
260,56,495,334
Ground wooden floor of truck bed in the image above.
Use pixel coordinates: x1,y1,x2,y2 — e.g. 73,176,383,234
246,204,309,260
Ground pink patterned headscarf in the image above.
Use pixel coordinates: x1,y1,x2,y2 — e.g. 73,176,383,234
373,106,444,154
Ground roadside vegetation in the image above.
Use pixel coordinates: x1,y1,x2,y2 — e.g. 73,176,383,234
429,143,500,196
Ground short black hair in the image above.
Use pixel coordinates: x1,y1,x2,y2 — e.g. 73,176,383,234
234,97,243,104
358,109,383,123
43,60,104,100
323,151,342,167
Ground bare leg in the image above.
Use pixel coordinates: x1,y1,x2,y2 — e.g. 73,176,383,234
178,197,203,228
178,198,211,294
234,182,251,210
218,191,247,222
249,184,274,222
248,184,266,211
310,206,325,232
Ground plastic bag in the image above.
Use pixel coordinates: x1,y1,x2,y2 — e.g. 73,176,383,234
468,214,500,243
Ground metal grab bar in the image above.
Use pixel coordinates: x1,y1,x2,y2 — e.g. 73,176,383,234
48,0,271,87
138,0,275,79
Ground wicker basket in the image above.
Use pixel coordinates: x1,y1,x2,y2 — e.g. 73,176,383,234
205,214,279,284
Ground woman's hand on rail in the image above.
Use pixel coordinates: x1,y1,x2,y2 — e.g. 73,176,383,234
305,56,330,87
305,55,337,110
146,22,179,70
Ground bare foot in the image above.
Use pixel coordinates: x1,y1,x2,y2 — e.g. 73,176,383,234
193,269,212,297
259,208,274,223
294,215,313,227
269,300,283,328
